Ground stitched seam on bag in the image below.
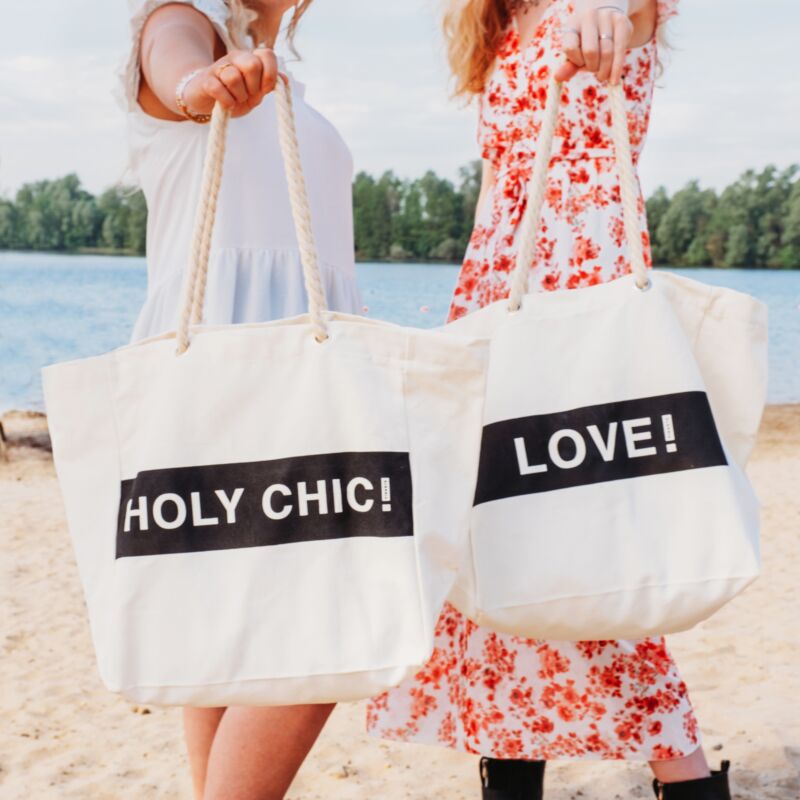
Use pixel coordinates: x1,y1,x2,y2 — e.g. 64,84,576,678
691,285,715,351
115,660,428,693
484,574,759,612
87,355,126,613
400,332,432,648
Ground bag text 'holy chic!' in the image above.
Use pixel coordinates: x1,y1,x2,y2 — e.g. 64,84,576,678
116,452,413,558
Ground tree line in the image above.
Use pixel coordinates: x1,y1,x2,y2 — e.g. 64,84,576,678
1,164,798,268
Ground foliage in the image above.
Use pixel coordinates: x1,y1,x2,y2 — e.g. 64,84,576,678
0,176,146,255
648,165,800,269
1,164,799,267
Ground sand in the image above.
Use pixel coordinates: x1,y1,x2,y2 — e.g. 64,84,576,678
1,407,798,799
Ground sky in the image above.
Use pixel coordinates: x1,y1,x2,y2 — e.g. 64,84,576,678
0,0,797,199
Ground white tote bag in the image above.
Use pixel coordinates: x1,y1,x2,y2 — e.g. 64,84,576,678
43,80,487,706
447,80,767,641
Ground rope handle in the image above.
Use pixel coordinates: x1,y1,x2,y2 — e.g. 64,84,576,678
176,76,328,354
507,78,650,312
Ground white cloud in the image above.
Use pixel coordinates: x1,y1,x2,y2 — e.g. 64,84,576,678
0,0,797,197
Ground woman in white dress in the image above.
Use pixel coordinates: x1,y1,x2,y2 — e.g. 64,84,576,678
118,1,360,796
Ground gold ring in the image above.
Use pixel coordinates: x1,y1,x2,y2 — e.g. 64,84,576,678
215,63,238,79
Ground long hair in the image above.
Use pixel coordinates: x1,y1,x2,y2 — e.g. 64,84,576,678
443,0,510,98
226,1,314,54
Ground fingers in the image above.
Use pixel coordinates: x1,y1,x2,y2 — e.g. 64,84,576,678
215,62,248,105
201,74,237,110
610,13,633,85
580,13,600,73
562,7,632,85
561,19,585,71
554,60,581,83
255,48,279,95
559,15,585,83
596,10,615,83
209,49,278,113
230,51,264,97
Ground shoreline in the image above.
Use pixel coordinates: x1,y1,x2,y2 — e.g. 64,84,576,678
2,249,800,270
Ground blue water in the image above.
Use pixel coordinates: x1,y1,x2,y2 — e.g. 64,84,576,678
1,251,798,410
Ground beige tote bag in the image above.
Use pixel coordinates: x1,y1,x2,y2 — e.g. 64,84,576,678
447,79,767,641
43,80,487,706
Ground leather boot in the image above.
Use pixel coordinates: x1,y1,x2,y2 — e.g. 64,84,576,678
480,757,546,800
653,761,732,799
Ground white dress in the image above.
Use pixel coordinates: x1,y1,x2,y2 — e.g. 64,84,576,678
117,0,361,343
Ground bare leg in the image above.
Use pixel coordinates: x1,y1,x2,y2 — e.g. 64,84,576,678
650,745,711,784
202,703,335,800
184,707,226,799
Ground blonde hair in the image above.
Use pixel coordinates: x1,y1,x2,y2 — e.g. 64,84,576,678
226,1,314,54
443,0,510,98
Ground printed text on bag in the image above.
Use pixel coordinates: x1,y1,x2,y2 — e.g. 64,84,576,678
117,451,413,558
474,392,727,505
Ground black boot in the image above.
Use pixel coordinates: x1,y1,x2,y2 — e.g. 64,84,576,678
652,761,732,799
480,757,545,800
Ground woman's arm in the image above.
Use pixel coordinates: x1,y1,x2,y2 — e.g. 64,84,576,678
138,3,278,121
475,160,497,223
555,0,659,86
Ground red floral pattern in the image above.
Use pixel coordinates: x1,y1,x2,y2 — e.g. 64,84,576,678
448,0,678,319
367,0,699,762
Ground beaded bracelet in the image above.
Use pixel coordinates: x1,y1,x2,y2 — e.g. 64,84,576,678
175,68,212,124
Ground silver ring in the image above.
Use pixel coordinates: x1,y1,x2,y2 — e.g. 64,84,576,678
599,33,614,41
597,4,626,13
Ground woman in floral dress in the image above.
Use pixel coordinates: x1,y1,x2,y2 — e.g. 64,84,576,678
368,1,732,798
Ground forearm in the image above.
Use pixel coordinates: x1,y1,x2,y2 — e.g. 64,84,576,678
475,160,497,223
140,7,219,116
628,0,658,47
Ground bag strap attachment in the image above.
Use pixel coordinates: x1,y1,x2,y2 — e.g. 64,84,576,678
176,77,329,355
507,78,651,313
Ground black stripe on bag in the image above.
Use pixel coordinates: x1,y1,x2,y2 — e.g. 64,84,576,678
474,391,727,506
116,451,413,559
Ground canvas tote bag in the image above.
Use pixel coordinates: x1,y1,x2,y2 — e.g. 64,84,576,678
43,79,487,706
447,79,767,641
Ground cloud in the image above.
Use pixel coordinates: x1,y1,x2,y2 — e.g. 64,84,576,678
0,0,797,197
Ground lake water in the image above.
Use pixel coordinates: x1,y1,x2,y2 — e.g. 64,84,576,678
1,251,798,410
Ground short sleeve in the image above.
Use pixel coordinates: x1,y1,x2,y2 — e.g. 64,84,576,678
114,0,234,112
656,0,679,27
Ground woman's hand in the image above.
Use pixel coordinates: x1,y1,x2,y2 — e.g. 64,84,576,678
183,48,279,118
554,0,634,86
138,5,279,122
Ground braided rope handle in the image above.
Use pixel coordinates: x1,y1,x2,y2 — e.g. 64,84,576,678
274,76,329,342
176,76,328,354
176,102,230,353
507,77,650,312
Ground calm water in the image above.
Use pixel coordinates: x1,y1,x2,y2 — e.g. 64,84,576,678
1,251,798,410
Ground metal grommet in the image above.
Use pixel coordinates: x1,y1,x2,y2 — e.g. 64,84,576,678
636,276,653,292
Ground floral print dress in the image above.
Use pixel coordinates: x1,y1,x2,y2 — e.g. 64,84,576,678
367,0,700,761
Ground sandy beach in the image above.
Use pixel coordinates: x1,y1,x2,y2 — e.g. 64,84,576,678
1,407,798,799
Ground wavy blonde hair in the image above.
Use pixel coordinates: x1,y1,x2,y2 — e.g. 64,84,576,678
226,1,314,54
444,0,510,98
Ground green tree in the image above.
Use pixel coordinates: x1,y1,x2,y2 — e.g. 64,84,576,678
645,186,670,264
13,174,99,251
0,199,21,249
352,171,399,260
779,179,800,268
655,181,717,266
126,189,148,255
